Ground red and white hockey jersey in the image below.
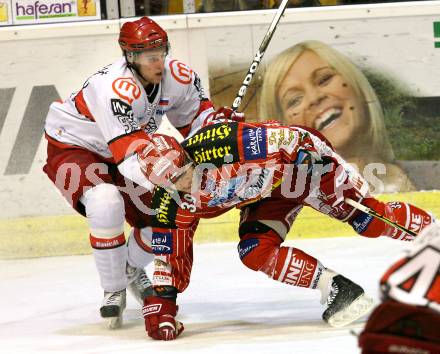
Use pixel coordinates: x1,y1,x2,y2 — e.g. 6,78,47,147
150,121,369,230
380,224,440,312
44,56,214,190
185,121,367,212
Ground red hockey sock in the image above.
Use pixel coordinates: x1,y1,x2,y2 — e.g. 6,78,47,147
272,247,325,289
238,231,325,289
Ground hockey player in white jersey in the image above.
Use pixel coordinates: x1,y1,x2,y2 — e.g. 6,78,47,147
43,16,231,328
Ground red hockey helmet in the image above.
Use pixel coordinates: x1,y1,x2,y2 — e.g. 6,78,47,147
119,17,168,52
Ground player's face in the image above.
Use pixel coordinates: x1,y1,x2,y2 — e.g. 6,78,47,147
135,48,167,84
278,50,366,153
172,164,195,193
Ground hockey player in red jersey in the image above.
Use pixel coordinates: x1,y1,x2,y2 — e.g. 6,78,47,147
42,17,235,328
358,223,440,353
137,118,436,340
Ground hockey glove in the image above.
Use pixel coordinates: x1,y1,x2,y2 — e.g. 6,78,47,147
143,296,184,340
207,106,245,124
137,134,187,188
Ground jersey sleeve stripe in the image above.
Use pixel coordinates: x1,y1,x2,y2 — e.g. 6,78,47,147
177,99,214,138
108,129,149,165
197,99,214,116
176,124,191,138
184,99,215,137
74,89,96,122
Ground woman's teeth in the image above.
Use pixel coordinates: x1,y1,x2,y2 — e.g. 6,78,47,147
314,108,342,131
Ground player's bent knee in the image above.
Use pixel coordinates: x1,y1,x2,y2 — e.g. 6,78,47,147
237,230,282,272
82,183,125,234
130,227,153,253
127,228,154,268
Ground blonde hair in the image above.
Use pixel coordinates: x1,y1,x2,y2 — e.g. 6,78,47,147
259,40,394,162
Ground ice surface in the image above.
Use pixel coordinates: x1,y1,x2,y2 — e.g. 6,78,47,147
0,236,407,354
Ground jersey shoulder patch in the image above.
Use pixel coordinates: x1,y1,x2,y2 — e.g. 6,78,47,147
112,77,141,104
168,59,193,85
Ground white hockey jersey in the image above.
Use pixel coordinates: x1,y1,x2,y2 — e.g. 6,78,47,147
45,56,214,190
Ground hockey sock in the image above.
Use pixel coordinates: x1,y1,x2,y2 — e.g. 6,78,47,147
272,247,326,290
239,231,326,290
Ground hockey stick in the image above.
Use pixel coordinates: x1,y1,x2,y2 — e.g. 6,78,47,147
232,0,290,111
345,198,417,237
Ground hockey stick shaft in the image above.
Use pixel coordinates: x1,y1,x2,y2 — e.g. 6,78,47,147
232,0,290,111
345,198,417,237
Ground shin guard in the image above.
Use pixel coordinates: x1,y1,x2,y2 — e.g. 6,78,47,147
82,183,127,292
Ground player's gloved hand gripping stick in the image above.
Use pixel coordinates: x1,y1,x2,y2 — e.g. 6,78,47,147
345,198,418,237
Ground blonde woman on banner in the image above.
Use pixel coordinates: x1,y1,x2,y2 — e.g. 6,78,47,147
259,40,415,193
77,0,96,16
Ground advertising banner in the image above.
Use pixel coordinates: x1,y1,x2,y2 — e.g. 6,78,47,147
11,0,100,25
206,9,440,193
0,0,12,26
0,4,439,259
0,3,439,222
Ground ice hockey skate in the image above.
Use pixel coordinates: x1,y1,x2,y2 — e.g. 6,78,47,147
319,271,374,328
126,264,154,305
100,289,126,329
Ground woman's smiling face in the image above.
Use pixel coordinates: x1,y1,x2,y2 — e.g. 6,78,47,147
278,50,366,153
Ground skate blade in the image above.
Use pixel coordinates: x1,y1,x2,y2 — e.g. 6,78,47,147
107,315,123,329
327,294,374,328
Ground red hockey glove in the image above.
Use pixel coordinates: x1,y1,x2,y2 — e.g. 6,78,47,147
142,296,184,340
137,134,186,187
208,106,245,124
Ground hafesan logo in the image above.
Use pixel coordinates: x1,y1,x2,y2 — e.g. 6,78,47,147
112,78,141,104
14,1,75,20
